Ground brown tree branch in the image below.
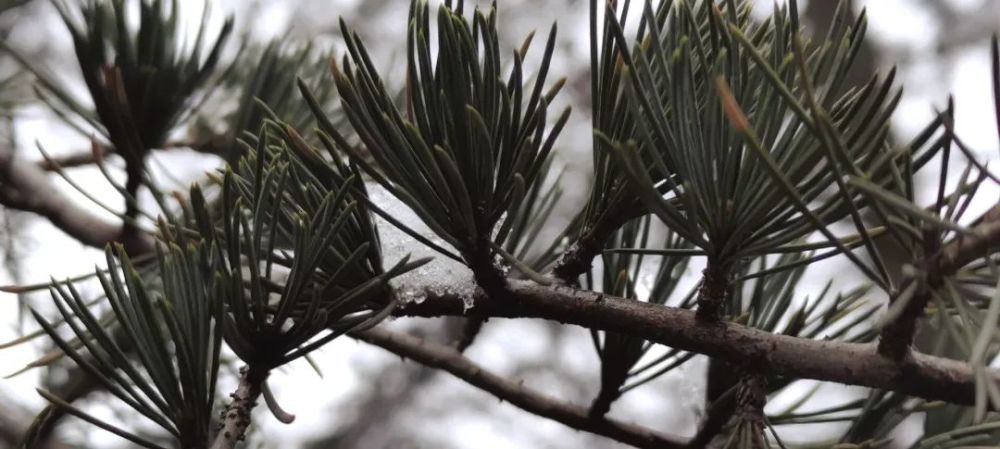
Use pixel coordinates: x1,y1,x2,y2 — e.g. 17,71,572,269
210,366,268,449
551,196,646,284
352,327,688,449
34,139,228,172
879,205,1000,358
35,145,109,171
930,207,1000,274
695,258,733,322
0,147,153,255
395,276,1000,408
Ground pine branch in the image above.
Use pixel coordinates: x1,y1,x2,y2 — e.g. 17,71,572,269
930,207,1000,274
352,327,688,449
0,146,153,254
551,196,646,284
688,386,739,449
395,275,1000,408
724,374,770,449
879,205,1000,359
696,258,733,322
210,366,268,449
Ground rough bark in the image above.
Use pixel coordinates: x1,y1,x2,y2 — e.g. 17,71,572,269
396,278,1000,408
210,366,268,449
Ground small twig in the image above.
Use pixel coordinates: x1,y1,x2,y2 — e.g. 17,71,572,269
695,258,733,322
694,254,735,445
588,379,626,420
731,374,769,449
353,327,688,449
35,146,110,171
878,205,1000,359
210,366,268,449
456,243,509,351
552,196,646,285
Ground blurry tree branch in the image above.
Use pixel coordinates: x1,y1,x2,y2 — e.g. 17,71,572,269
920,0,1000,53
353,327,689,449
34,138,229,172
306,319,480,449
0,401,70,449
33,149,108,172
0,145,153,254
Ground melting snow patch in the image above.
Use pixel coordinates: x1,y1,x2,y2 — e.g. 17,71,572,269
366,183,477,310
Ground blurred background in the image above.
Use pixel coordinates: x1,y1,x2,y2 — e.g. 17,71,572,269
0,0,998,448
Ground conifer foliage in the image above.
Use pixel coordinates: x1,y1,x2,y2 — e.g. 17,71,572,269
0,0,998,448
